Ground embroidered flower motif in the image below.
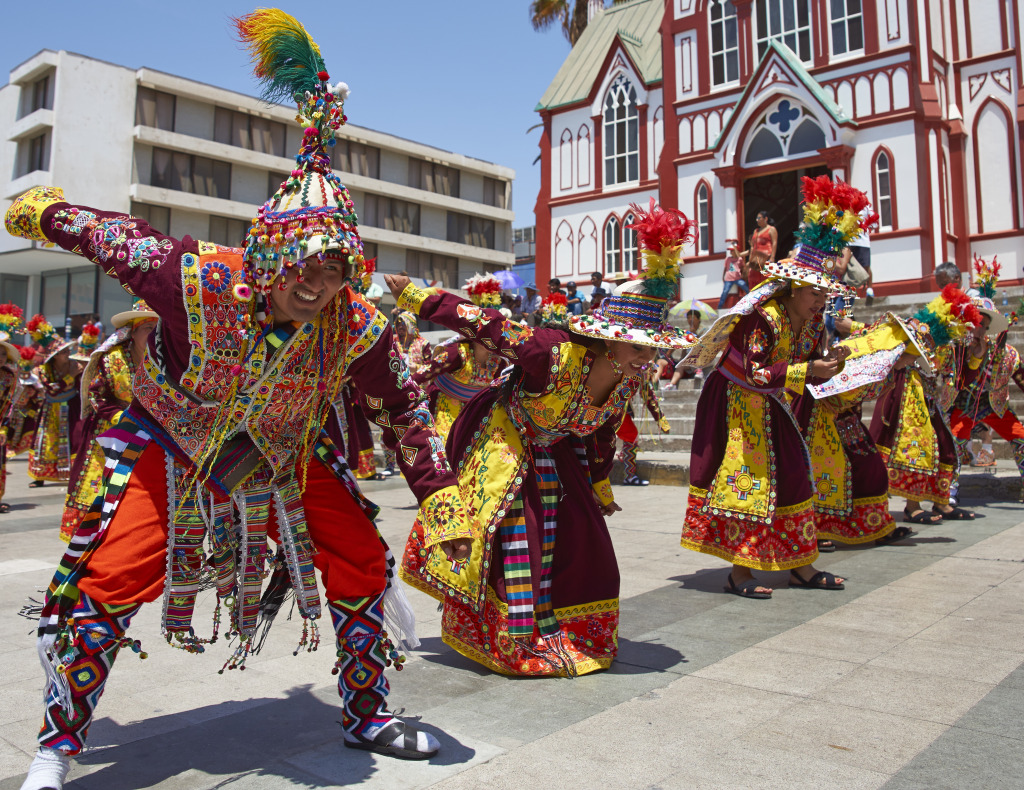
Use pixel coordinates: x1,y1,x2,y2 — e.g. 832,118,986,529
457,303,485,323
201,260,232,293
498,444,517,464
425,490,459,529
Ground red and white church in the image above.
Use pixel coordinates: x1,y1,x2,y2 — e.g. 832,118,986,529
533,0,1023,298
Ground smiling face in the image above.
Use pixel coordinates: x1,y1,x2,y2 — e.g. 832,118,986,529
608,340,657,376
270,254,346,325
785,284,828,322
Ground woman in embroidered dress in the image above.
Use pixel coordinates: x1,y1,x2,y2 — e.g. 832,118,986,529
0,305,25,513
8,345,44,458
391,201,697,676
25,315,83,487
680,176,876,598
412,274,507,442
60,304,157,542
870,288,983,531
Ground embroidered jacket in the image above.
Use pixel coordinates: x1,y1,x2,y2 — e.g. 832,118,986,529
6,187,470,546
957,340,1024,417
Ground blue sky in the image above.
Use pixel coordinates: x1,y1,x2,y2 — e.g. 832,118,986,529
2,0,574,225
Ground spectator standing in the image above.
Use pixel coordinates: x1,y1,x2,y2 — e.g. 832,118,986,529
718,241,749,309
848,207,875,304
747,211,777,288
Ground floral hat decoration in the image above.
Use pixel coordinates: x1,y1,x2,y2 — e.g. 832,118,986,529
26,314,73,364
568,199,698,350
17,344,37,373
234,9,366,300
0,303,23,365
464,274,502,308
111,297,159,329
539,293,569,325
70,322,101,362
896,284,982,373
763,176,875,298
970,253,1009,334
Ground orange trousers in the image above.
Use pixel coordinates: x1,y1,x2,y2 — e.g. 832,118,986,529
950,407,1024,442
78,442,387,606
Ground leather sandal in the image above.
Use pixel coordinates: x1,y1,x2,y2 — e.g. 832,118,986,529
789,570,845,590
933,506,975,520
343,720,439,760
724,573,772,599
877,525,915,544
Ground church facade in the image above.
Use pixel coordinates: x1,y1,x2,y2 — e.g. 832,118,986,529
534,0,1023,299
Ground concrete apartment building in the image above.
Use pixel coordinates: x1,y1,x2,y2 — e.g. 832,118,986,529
0,50,515,328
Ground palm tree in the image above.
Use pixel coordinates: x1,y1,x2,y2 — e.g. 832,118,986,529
529,0,592,46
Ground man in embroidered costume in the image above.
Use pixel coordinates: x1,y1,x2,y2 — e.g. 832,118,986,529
679,176,868,598
61,302,157,542
412,274,507,442
948,258,1024,502
7,11,472,788
24,315,82,488
8,344,44,458
392,200,697,676
870,288,982,529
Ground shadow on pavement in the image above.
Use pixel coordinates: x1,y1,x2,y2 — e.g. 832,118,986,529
63,684,475,788
412,636,498,676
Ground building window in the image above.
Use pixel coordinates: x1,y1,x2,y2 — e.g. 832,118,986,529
710,1,740,86
696,182,710,254
30,73,52,112
150,148,231,199
361,196,420,235
362,241,378,263
409,158,460,197
755,0,813,63
513,227,536,244
332,139,380,179
830,0,864,56
135,87,176,132
16,131,51,176
405,250,458,288
208,216,249,248
873,149,894,230
213,107,286,157
603,74,639,186
447,212,495,249
130,201,171,234
605,215,622,273
743,100,825,164
0,275,28,310
483,177,507,209
622,212,638,273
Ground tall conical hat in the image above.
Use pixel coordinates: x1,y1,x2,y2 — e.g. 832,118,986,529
568,199,698,350
234,9,367,301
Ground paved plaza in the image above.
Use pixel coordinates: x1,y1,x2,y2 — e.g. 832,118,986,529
1,456,1022,789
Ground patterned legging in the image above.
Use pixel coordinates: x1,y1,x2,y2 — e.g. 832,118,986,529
949,405,1024,500
40,591,398,753
617,441,639,479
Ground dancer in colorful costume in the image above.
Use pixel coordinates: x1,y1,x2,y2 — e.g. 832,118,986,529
679,176,867,598
948,257,1024,501
8,12,473,788
616,375,670,486
60,304,158,542
377,309,432,476
394,200,696,676
412,274,507,442
871,286,983,527
0,305,25,513
8,345,44,458
25,315,81,487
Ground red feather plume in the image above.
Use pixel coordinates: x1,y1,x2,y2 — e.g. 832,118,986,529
626,198,698,252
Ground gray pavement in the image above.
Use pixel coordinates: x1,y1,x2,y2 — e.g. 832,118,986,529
1,453,1023,789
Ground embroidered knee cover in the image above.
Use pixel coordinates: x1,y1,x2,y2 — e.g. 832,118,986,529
1012,440,1024,484
618,441,639,479
39,595,142,755
329,593,404,737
